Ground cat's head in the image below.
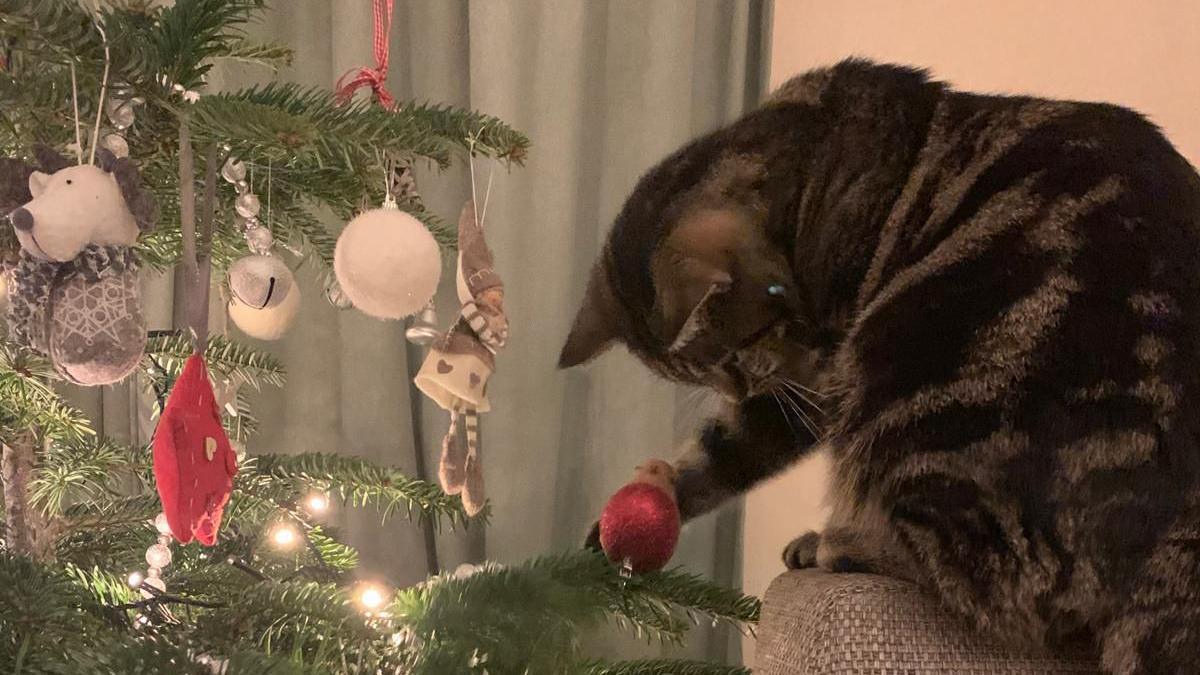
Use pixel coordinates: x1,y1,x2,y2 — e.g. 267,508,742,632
558,122,819,401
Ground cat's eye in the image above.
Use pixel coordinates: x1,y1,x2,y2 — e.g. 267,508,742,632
767,284,786,297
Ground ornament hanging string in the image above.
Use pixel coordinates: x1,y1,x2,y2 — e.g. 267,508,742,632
68,61,82,164
466,130,494,230
88,21,111,166
334,0,396,109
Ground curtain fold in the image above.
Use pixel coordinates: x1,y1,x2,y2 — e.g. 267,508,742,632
68,0,770,664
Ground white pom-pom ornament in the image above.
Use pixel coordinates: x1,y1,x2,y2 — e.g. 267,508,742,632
334,205,441,320
228,255,294,309
228,282,301,341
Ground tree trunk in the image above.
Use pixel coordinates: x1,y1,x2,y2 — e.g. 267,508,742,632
1,431,53,561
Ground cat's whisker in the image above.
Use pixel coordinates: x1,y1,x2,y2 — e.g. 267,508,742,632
779,386,821,439
781,380,825,415
772,392,800,440
783,378,830,400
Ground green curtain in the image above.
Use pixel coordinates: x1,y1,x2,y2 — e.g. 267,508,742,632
70,0,771,664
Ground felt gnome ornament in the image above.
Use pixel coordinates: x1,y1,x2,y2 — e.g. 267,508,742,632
152,354,237,545
5,146,157,385
599,459,682,573
414,201,509,516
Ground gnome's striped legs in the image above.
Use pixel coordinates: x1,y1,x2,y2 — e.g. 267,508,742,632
438,409,466,495
461,408,485,516
436,405,486,516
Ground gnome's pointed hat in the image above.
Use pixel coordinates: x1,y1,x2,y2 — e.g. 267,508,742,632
455,201,502,304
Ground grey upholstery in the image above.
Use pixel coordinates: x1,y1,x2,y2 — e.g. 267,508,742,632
755,570,1101,674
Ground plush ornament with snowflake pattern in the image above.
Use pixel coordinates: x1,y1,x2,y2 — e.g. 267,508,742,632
4,146,156,385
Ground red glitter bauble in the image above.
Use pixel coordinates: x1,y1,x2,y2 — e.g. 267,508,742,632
599,482,681,573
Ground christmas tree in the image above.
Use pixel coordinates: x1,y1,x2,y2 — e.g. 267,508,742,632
0,2,759,673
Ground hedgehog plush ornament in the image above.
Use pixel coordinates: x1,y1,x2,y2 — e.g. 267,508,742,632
5,147,156,385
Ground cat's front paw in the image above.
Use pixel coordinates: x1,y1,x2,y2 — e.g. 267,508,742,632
783,531,821,570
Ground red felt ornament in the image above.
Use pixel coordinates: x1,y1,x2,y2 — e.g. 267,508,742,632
152,353,237,545
599,459,681,573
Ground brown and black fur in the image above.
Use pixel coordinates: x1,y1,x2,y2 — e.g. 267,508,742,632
560,59,1200,673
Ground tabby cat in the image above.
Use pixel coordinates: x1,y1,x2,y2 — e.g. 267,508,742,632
559,59,1200,674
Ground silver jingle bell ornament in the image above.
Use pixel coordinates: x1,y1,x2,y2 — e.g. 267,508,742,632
229,254,293,309
405,301,440,346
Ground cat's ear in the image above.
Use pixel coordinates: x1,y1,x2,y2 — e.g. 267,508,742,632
668,278,731,360
559,262,621,368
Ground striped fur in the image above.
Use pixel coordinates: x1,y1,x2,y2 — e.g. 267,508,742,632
562,59,1200,673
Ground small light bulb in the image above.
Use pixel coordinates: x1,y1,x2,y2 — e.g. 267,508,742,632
270,523,299,549
305,492,329,514
357,583,388,612
127,571,144,588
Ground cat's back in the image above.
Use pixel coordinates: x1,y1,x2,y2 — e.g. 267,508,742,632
833,62,1200,448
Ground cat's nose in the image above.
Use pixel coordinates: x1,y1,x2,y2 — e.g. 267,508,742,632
9,207,32,232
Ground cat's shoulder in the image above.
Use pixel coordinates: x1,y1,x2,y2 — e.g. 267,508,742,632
768,57,937,107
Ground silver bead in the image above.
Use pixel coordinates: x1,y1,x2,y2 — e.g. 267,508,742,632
101,133,129,158
326,279,353,309
140,575,165,599
154,513,172,535
244,226,274,255
146,543,172,568
222,157,247,184
105,98,135,130
405,301,440,345
235,179,249,194
235,193,261,218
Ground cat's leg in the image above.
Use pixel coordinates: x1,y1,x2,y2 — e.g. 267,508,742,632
1097,503,1200,675
783,494,920,577
587,392,818,549
782,531,820,570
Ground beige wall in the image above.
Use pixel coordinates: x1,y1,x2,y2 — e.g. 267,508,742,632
743,0,1200,665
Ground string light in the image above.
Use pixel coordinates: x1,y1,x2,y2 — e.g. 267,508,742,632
127,571,144,588
269,522,299,549
304,491,329,514
356,582,389,613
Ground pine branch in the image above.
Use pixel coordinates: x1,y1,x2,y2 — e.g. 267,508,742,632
190,82,450,165
0,552,110,671
393,551,761,673
397,100,530,164
306,526,358,573
190,580,403,669
0,342,95,443
63,563,139,608
215,36,293,70
31,438,148,516
249,452,478,528
630,566,762,630
143,331,286,389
